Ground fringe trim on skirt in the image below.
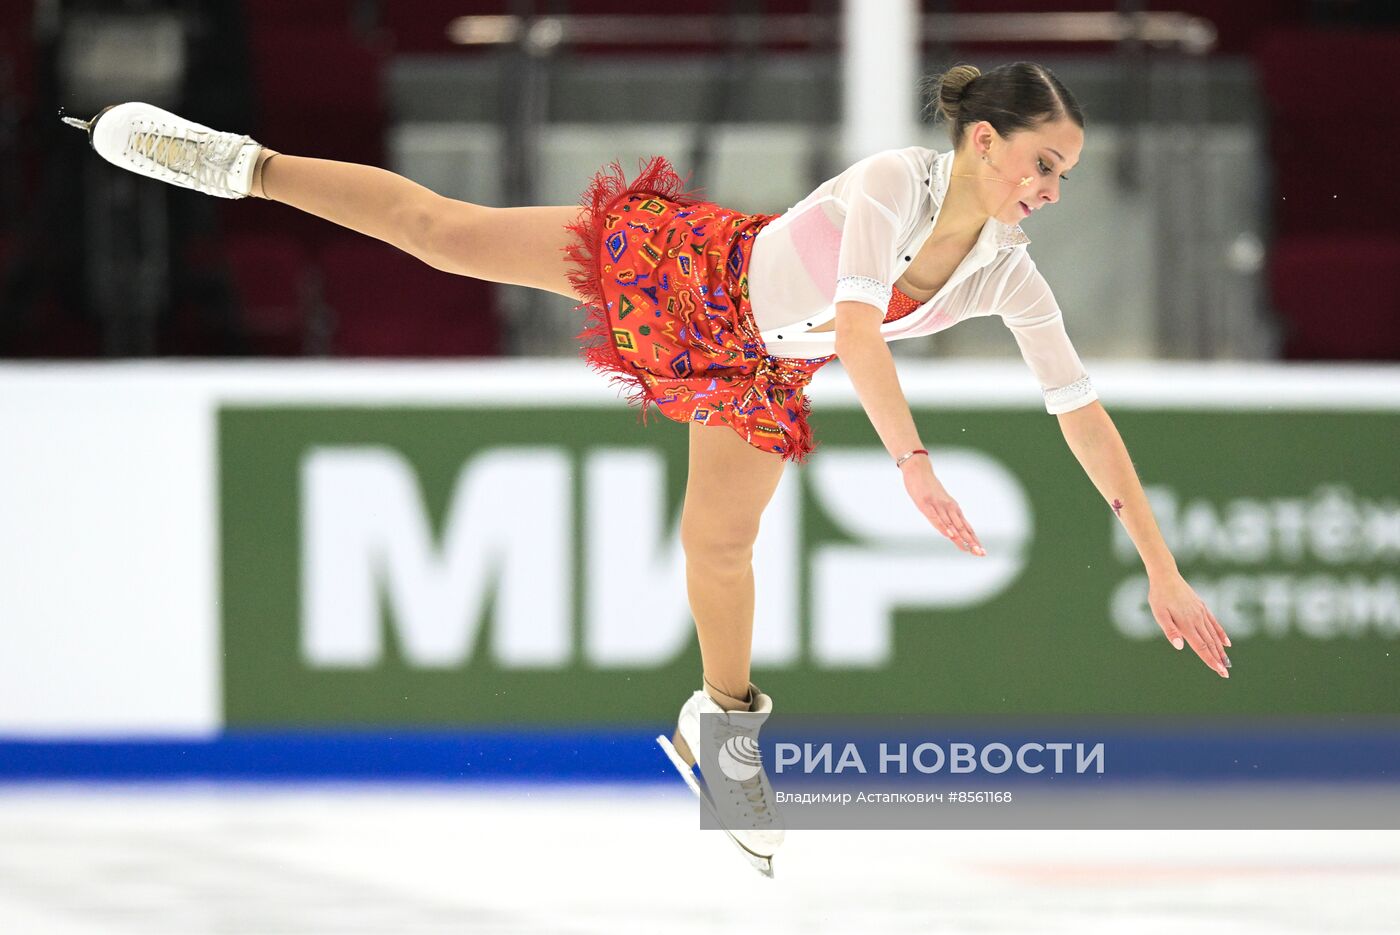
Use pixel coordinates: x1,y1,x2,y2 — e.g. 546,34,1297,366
562,156,709,426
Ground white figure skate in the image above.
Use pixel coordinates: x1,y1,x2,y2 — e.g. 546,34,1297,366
61,102,262,199
656,683,785,878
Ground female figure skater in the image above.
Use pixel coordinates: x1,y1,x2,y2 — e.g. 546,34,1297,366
67,61,1231,876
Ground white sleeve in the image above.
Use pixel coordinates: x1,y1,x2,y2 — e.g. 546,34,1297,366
831,151,911,313
994,251,1098,414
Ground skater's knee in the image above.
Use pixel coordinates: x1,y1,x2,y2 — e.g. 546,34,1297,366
407,195,489,275
680,515,758,570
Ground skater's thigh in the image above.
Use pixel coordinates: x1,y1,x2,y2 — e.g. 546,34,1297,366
431,202,586,303
680,421,786,554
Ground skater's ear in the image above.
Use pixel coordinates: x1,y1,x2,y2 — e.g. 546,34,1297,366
965,121,1002,160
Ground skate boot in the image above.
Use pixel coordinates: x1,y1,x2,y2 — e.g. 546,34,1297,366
61,102,262,199
656,680,785,878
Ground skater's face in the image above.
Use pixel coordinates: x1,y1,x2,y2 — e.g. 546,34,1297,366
965,117,1084,227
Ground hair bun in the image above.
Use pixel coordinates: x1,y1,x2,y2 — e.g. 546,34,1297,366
920,61,1084,145
934,64,981,123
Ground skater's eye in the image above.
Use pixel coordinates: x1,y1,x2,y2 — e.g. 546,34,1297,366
1037,158,1069,182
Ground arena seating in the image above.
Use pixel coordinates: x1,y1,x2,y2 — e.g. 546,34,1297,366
0,0,35,225
217,27,388,250
221,233,314,356
1256,28,1396,237
318,239,503,357
1269,236,1400,361
0,24,33,118
4,2,1394,360
207,23,382,302
1257,28,1399,359
241,0,363,31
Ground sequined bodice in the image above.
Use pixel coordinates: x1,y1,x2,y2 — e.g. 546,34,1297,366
883,283,924,324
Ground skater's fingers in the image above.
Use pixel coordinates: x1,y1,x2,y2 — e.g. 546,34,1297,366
1187,623,1228,678
951,517,980,555
937,505,974,554
1194,613,1227,673
925,502,956,541
1185,628,1215,670
949,506,985,556
1204,614,1232,674
1206,607,1232,649
1151,606,1185,651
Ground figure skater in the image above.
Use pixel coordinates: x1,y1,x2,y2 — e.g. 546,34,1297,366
65,61,1233,877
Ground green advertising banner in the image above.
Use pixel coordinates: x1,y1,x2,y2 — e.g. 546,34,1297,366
220,403,1399,725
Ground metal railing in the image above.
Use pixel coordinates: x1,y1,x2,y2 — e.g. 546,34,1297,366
445,12,1215,53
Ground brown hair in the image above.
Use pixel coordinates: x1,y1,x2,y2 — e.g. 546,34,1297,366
921,62,1085,145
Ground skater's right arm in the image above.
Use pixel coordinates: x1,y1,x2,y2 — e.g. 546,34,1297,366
834,307,985,557
255,150,445,261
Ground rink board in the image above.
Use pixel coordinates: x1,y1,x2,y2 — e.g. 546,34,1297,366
1,360,1397,782
217,373,1398,724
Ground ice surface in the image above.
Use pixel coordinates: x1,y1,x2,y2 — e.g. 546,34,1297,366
0,784,1396,934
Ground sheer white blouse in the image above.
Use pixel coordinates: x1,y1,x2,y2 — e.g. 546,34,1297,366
747,146,1097,414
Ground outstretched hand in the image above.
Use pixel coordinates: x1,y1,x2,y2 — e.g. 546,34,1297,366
1149,574,1232,678
900,457,985,556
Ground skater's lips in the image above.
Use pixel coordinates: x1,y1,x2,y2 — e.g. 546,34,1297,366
1017,201,1032,217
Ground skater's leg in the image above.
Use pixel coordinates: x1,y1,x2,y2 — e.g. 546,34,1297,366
76,107,584,299
679,421,786,710
253,151,585,301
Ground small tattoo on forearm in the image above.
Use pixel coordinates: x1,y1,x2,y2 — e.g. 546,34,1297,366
1111,498,1124,518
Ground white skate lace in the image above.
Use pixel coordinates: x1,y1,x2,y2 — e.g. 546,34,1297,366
713,723,777,825
129,126,250,191
738,771,776,824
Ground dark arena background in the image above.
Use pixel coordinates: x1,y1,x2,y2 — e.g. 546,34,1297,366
2,1,1398,931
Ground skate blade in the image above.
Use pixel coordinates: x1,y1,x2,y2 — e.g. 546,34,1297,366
58,105,115,142
655,734,775,879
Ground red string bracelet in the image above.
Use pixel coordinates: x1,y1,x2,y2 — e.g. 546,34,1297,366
895,448,928,468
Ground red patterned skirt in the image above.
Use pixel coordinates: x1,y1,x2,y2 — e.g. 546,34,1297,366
562,156,835,463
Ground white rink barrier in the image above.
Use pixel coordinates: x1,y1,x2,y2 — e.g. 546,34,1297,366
2,360,1397,735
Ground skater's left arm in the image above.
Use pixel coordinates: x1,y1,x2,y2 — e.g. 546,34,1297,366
1056,401,1173,576
995,257,1230,678
1057,401,1232,678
